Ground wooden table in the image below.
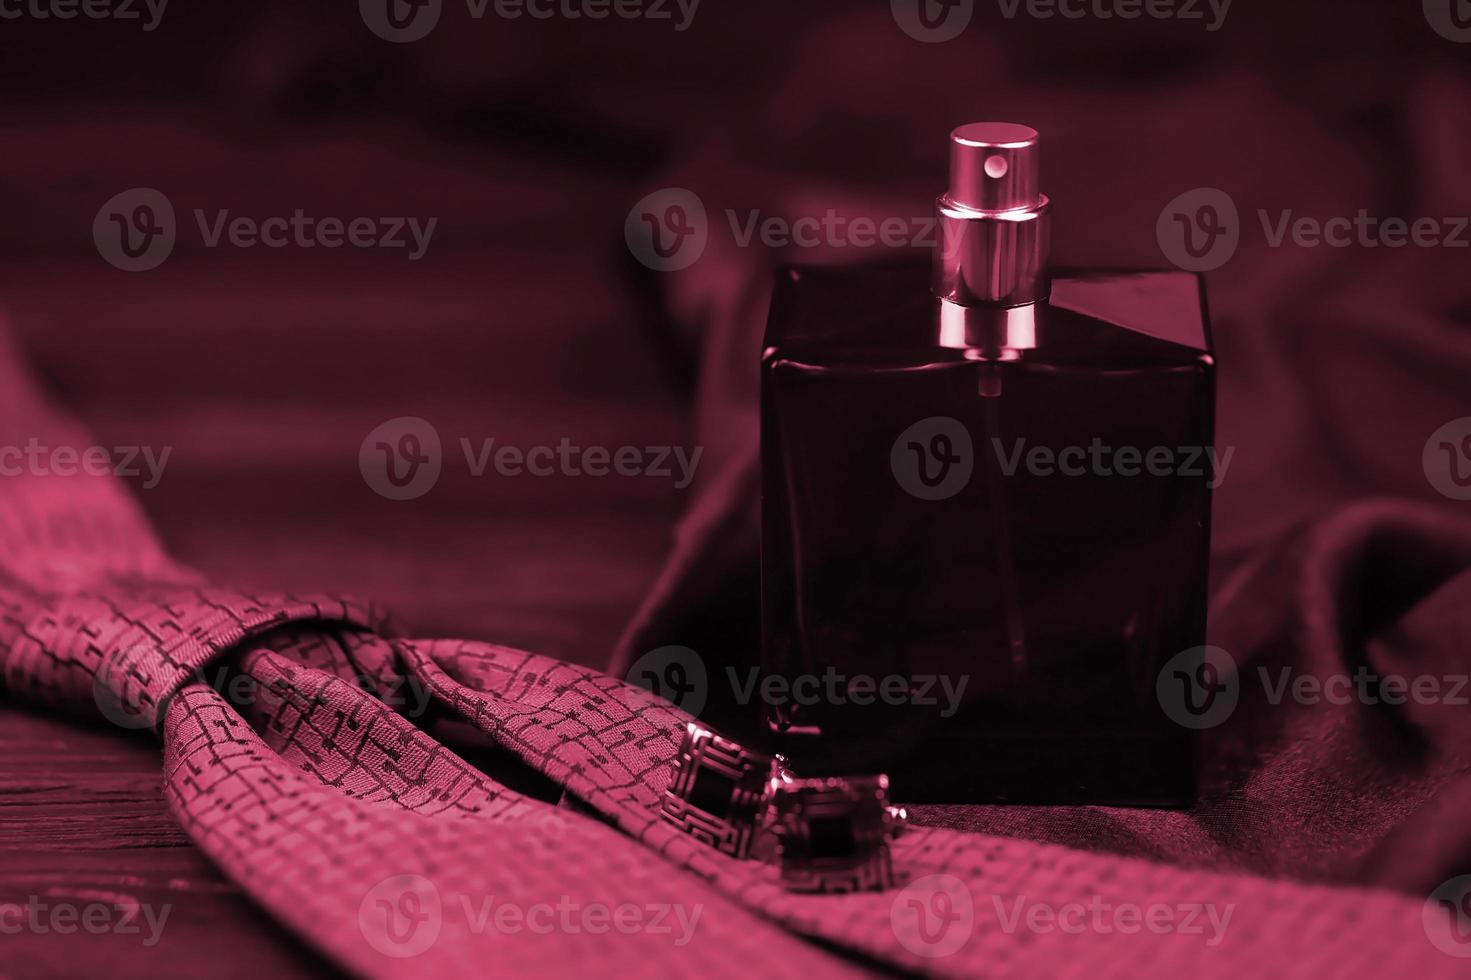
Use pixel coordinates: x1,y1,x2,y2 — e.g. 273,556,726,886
0,114,692,978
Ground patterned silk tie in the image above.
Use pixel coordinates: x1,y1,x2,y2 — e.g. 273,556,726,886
0,327,1458,979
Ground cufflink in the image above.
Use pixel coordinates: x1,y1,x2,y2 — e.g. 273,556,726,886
661,722,777,858
772,774,896,893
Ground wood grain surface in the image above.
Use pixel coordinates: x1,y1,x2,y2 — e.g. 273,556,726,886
0,111,694,979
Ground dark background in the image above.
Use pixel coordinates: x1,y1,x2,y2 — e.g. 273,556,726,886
0,1,1465,659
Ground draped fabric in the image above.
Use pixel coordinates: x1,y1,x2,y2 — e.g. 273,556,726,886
0,300,1465,980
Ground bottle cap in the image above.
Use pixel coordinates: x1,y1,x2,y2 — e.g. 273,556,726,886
948,122,1042,213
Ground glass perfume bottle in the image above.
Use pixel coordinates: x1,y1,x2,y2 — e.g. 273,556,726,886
761,123,1215,804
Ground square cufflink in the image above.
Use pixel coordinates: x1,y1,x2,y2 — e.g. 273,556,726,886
661,722,777,858
773,774,896,893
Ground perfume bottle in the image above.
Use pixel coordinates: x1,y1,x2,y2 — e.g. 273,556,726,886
760,123,1214,804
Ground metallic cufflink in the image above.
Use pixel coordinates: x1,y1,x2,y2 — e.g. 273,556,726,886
772,774,896,893
661,722,907,890
661,722,778,858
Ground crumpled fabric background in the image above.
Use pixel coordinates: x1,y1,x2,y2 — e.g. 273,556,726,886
607,0,1471,900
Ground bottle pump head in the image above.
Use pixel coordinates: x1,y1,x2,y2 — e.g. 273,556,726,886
934,123,1051,313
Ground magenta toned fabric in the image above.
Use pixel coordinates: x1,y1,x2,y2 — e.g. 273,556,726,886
602,21,1471,969
0,309,1466,976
